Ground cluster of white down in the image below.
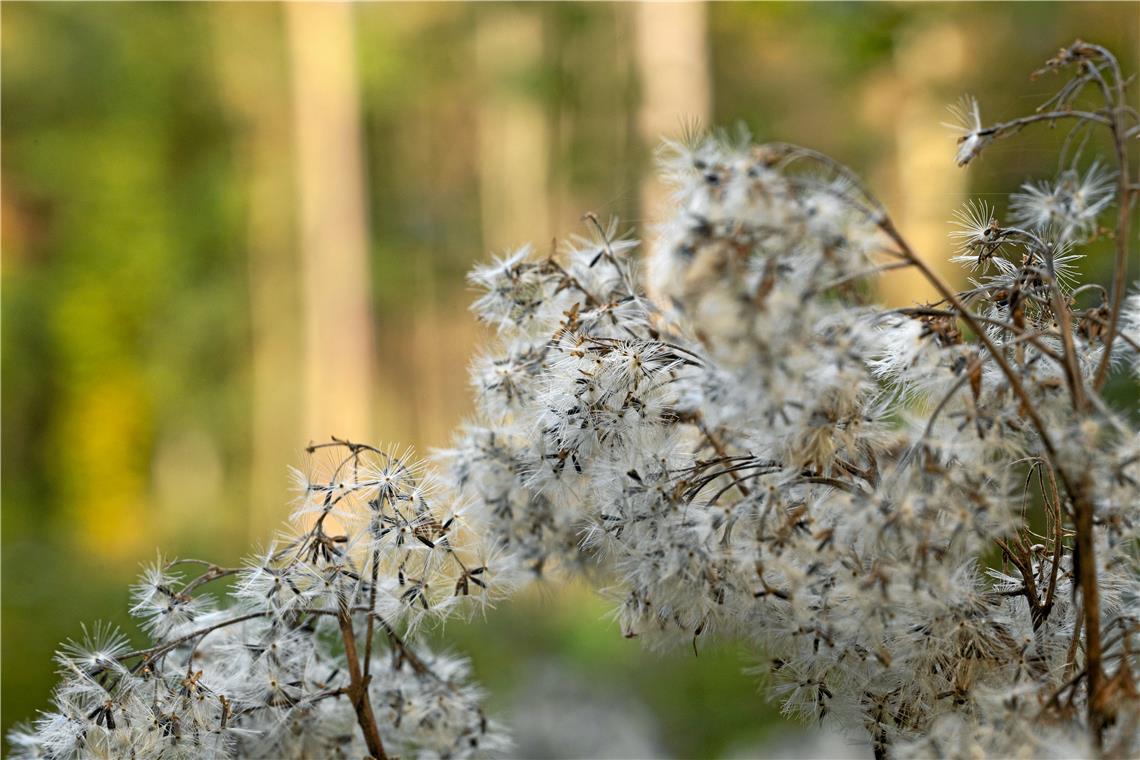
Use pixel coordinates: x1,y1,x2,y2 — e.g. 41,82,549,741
10,444,516,759
13,126,1140,758
443,133,1140,757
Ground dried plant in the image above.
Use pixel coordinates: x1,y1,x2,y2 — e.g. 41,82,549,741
12,40,1140,759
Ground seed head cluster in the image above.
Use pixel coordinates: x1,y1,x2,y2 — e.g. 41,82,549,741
11,40,1140,759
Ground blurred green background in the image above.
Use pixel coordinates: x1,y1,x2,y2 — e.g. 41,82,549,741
3,3,1137,756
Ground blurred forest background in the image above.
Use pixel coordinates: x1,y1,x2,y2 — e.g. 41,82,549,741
3,3,1137,756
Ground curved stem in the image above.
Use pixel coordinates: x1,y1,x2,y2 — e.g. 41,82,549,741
1089,44,1133,391
879,218,1061,465
337,603,388,760
881,214,1108,751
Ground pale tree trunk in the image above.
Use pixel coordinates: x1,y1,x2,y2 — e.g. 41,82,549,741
210,3,303,539
634,1,711,228
878,23,969,306
285,3,377,445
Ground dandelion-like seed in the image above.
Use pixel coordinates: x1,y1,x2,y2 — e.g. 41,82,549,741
945,95,990,167
949,199,1003,269
1010,161,1116,242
